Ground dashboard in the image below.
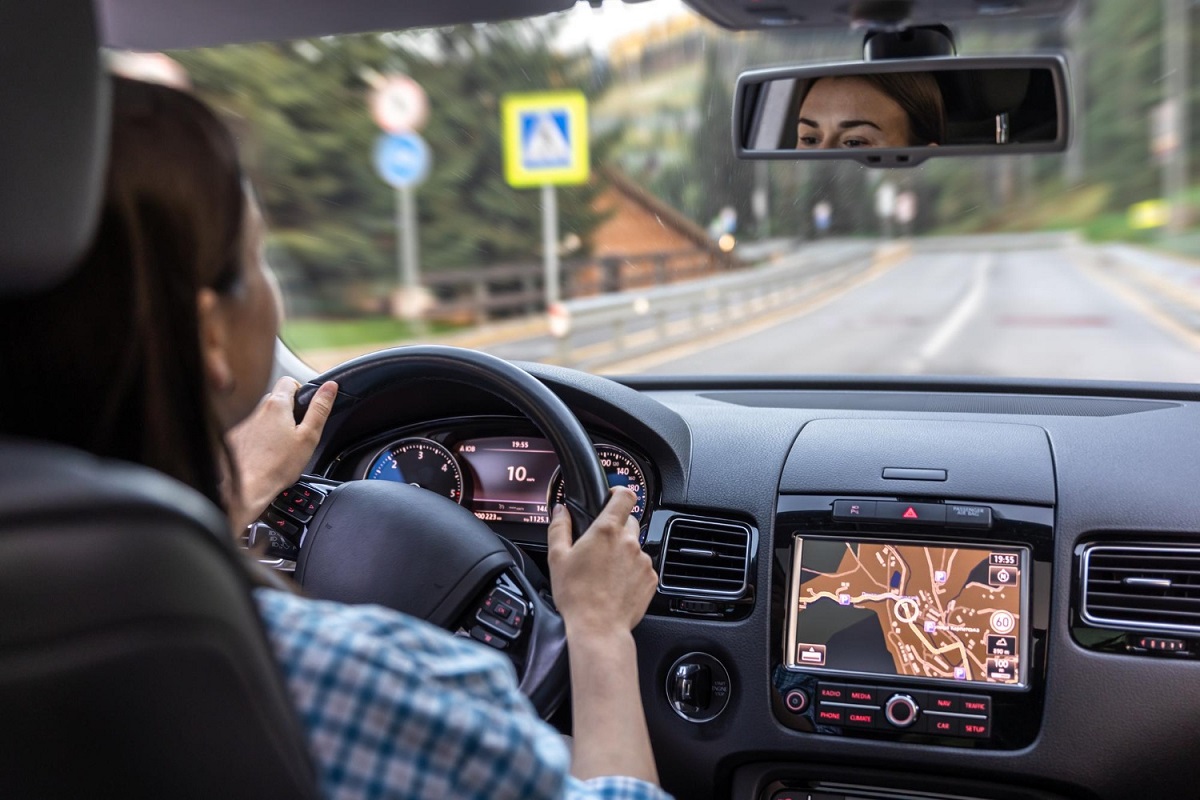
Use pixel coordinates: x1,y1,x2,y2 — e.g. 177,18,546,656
295,365,1200,800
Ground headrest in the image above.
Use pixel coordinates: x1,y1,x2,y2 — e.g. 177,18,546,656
939,69,1032,120
0,1,109,297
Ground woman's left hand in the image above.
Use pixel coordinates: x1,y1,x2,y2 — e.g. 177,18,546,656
224,377,338,532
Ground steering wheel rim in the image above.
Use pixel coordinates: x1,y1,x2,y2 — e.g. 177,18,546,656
292,345,611,717
295,345,609,535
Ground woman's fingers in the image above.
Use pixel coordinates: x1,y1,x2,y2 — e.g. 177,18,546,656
298,380,338,439
590,487,638,535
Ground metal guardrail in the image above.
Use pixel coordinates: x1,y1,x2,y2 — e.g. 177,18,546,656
548,241,887,369
912,232,1081,253
421,248,736,324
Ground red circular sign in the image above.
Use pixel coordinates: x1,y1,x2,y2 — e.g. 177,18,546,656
370,76,429,134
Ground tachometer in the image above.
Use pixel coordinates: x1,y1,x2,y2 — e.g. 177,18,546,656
365,437,463,503
550,444,648,522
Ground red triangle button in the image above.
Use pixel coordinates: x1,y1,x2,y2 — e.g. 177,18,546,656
902,506,919,519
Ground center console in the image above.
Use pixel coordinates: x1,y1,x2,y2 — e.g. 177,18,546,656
771,495,1053,750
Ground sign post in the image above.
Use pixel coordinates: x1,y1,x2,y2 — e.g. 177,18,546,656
370,76,430,324
501,91,590,314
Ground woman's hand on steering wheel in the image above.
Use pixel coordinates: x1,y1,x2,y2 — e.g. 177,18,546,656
546,487,658,640
224,377,338,531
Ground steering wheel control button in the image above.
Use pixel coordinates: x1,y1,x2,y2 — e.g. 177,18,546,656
270,483,325,525
469,625,507,650
264,510,301,541
248,525,300,560
665,652,731,723
884,694,920,728
476,588,527,640
783,690,809,714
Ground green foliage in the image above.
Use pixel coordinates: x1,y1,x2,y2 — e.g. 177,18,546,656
281,317,459,351
173,22,611,315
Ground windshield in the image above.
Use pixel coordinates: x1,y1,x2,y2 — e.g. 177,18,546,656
153,0,1200,382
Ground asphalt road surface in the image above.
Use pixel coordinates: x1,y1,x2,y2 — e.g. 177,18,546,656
632,245,1200,382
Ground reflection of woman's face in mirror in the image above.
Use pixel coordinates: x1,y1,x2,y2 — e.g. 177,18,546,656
796,74,943,149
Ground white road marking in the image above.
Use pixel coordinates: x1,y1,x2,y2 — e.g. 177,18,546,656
901,253,993,374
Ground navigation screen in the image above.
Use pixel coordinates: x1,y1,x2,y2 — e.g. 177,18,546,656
786,537,1027,688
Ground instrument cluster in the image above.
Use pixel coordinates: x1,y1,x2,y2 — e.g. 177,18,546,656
331,420,654,532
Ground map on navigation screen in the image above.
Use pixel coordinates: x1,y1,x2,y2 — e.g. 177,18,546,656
786,537,1025,686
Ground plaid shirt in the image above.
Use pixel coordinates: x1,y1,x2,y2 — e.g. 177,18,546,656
256,589,673,800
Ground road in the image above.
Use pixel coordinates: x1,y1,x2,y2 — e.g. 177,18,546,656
627,244,1200,382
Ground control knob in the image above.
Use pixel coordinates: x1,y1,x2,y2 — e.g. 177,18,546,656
884,693,920,728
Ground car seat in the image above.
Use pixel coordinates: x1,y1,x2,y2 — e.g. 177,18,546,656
0,2,318,796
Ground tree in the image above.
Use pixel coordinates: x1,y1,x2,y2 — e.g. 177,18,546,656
174,21,611,314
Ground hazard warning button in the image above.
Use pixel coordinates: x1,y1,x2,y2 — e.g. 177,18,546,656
877,501,947,524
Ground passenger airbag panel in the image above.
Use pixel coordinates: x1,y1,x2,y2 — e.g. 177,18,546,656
780,419,1054,504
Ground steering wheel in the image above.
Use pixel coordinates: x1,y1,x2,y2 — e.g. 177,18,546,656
289,345,610,718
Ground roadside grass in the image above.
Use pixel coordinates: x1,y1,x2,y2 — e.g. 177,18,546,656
934,182,1200,261
281,317,460,351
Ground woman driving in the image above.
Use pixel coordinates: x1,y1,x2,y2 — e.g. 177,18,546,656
795,73,946,149
0,76,669,800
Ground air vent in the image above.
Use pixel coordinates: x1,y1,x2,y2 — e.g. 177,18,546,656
659,517,751,597
1081,544,1200,634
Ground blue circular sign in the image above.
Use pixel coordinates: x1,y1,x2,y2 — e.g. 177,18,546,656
374,132,430,188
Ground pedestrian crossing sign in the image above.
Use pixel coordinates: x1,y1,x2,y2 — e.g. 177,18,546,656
501,91,589,188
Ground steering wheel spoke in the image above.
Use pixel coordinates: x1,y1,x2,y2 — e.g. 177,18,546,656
242,474,340,571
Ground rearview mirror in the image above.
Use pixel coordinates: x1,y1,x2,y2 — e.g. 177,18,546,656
734,56,1069,167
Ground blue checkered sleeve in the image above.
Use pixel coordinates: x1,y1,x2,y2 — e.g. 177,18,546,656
255,589,673,800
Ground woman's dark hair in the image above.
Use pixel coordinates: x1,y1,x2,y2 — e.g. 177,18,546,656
861,72,946,145
0,76,247,508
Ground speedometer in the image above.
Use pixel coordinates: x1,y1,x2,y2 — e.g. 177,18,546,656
550,444,648,522
365,437,463,504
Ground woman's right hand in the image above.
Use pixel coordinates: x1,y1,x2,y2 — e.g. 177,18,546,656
546,487,658,638
546,487,663,785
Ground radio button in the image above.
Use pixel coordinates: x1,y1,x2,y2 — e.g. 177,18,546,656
884,694,920,728
926,713,962,736
844,707,880,728
817,683,848,703
926,692,960,713
844,685,879,704
962,717,992,737
960,695,991,716
815,706,846,725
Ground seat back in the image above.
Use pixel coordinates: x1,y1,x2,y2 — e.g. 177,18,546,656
0,0,108,296
0,440,319,797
